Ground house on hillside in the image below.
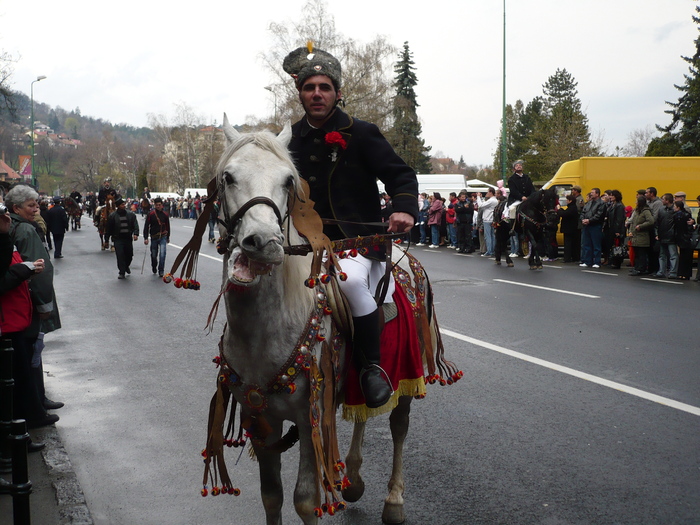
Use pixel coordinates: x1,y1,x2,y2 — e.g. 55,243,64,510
0,156,21,183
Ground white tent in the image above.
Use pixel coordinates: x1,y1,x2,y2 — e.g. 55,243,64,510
377,175,498,197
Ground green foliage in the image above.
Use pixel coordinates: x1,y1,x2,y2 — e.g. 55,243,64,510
493,68,597,181
645,133,682,156
385,42,431,174
655,6,700,156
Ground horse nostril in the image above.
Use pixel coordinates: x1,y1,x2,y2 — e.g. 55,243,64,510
240,234,264,251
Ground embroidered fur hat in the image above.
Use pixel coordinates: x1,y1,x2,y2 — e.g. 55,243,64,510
283,42,341,90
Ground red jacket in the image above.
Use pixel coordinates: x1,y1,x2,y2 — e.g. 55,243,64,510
0,252,33,334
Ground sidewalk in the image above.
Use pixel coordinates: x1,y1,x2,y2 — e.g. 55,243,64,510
0,425,91,525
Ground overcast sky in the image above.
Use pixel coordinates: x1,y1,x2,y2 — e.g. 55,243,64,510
1,0,697,167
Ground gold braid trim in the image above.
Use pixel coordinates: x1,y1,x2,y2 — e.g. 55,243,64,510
342,377,426,423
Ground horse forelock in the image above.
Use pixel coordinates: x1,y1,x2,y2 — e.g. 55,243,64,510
217,129,312,317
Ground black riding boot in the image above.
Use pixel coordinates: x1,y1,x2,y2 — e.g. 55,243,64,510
352,310,393,409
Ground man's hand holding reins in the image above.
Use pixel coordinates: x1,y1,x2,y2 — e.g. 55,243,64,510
388,212,414,233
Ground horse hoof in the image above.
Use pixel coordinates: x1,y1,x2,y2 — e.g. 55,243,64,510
382,502,406,524
529,266,536,270
537,265,543,270
495,261,501,265
507,263,514,267
342,479,365,502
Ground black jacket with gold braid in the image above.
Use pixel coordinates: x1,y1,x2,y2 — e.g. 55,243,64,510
289,109,418,260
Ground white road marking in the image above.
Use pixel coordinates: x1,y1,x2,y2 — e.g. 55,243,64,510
640,278,683,285
441,328,700,417
582,270,617,276
169,243,223,262
493,279,600,298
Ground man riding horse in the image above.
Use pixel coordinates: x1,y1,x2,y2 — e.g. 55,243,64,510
284,43,419,409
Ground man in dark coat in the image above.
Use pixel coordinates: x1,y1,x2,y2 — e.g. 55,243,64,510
285,44,418,409
506,160,536,257
46,197,69,258
106,198,139,279
98,178,118,206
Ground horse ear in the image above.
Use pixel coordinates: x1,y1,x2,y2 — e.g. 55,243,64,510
222,113,240,144
277,121,292,147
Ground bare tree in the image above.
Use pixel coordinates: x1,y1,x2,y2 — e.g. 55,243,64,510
259,0,396,131
621,125,657,157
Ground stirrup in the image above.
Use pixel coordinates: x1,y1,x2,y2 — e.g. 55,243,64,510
358,364,394,408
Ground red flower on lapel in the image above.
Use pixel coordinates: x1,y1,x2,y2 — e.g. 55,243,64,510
324,131,347,150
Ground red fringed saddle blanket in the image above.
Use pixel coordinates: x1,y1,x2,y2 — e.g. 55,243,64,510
341,252,461,422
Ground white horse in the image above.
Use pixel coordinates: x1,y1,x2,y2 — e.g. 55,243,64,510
178,115,458,525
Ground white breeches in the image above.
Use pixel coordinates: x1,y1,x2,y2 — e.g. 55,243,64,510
337,254,395,317
508,200,522,220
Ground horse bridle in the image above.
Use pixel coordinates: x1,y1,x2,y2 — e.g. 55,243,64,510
216,189,289,253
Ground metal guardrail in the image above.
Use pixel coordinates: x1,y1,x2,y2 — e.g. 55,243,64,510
0,338,33,524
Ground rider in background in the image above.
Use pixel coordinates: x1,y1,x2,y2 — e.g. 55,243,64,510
284,44,418,409
507,160,535,257
98,178,118,206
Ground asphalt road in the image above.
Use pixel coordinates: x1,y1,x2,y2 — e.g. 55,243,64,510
38,217,699,525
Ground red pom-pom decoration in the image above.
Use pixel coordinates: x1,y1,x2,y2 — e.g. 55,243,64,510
349,249,358,258
174,278,183,288
232,487,241,496
286,383,297,394
201,449,208,458
201,487,208,497
304,277,316,288
338,272,348,281
211,486,220,496
163,273,173,283
314,507,324,517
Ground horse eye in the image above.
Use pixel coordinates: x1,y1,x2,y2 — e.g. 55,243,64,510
223,171,234,185
284,176,294,189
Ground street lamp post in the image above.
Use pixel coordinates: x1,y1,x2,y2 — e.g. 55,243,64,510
30,75,47,187
264,85,278,125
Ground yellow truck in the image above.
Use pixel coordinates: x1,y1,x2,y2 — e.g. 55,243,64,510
542,156,700,207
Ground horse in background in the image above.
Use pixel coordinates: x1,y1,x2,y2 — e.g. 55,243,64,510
94,195,116,250
512,189,559,270
64,196,82,230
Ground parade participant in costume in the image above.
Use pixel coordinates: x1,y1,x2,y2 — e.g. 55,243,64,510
106,198,139,279
98,178,118,206
143,197,170,277
284,43,418,409
507,160,535,257
46,196,69,258
141,187,152,216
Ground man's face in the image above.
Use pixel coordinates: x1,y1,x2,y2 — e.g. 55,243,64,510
155,202,163,211
514,163,523,173
299,75,341,126
591,190,599,200
645,189,654,201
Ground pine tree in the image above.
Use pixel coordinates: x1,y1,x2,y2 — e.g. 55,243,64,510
386,42,432,173
650,5,700,156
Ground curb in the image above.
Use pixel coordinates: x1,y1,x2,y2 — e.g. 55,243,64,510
34,426,93,525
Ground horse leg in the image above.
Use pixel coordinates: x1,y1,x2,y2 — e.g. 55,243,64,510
294,421,321,525
255,422,285,525
382,395,412,524
527,229,536,269
342,421,366,502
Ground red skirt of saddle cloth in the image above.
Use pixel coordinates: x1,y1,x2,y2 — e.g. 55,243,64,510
342,283,427,421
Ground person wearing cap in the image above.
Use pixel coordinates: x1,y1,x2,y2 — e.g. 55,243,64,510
45,197,69,258
98,178,118,206
506,160,535,257
106,198,139,279
284,43,418,409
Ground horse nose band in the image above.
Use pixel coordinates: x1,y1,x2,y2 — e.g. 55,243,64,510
219,195,287,252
